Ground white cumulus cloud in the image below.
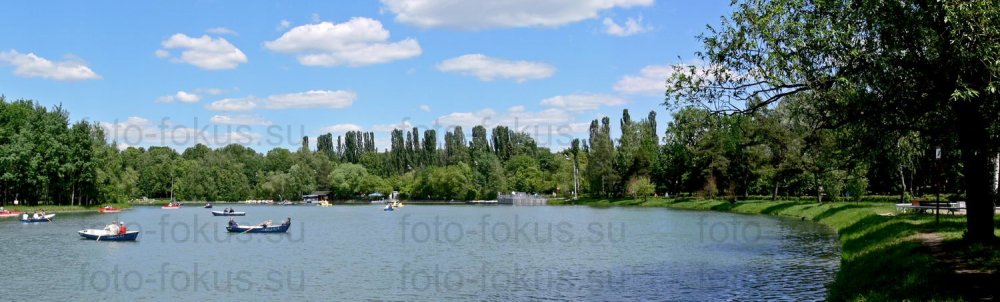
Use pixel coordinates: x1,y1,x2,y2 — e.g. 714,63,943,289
320,123,364,133
613,64,673,95
157,90,202,103
206,27,238,35
265,90,356,109
381,0,654,29
206,90,357,111
371,120,414,132
602,16,650,36
0,50,101,81
540,94,626,111
205,97,260,111
265,17,421,67
436,54,554,82
210,115,272,126
157,33,248,70
435,109,498,129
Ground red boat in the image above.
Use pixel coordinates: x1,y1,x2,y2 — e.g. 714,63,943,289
98,206,122,213
0,210,24,218
161,202,182,209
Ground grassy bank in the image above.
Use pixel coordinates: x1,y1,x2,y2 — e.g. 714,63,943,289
3,203,133,213
552,197,999,301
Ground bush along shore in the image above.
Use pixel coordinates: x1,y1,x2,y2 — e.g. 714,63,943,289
551,197,1000,301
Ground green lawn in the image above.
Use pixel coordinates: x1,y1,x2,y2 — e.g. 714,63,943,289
552,197,1000,301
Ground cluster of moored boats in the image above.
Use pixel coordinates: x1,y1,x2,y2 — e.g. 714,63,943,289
2,202,292,242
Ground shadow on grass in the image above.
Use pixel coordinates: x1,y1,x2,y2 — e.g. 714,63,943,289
709,202,738,211
829,240,952,301
812,204,867,222
669,197,698,204
759,201,799,215
840,220,919,256
828,212,952,301
829,212,993,301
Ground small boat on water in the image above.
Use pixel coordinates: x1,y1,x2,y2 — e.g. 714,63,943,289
390,201,404,208
79,230,139,241
226,218,291,233
78,222,138,241
212,210,246,216
98,206,122,213
278,200,294,206
317,201,332,207
20,213,55,223
204,203,213,209
383,204,394,211
162,202,182,209
0,210,23,218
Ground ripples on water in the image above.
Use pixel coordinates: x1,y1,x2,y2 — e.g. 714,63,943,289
0,205,839,301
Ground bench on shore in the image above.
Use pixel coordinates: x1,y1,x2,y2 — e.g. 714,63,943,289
895,201,966,215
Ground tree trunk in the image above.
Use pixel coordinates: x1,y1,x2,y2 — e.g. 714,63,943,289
815,171,823,203
772,180,779,201
899,164,908,203
994,153,999,192
956,104,997,243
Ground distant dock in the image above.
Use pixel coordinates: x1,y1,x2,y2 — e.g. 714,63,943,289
496,192,548,206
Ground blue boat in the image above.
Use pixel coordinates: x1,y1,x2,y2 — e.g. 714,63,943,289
78,230,139,241
20,214,55,223
383,205,394,211
226,218,291,233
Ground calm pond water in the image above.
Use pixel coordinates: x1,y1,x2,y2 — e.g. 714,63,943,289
0,205,839,301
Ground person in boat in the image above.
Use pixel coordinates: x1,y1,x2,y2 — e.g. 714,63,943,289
107,221,120,235
21,213,28,220
119,222,127,234
228,218,237,228
261,220,272,228
283,217,291,225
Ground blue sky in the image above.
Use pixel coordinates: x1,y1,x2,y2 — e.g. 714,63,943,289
0,0,731,151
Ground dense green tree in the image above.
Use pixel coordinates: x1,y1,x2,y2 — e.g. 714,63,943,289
328,163,371,198
422,129,438,166
444,126,470,165
505,155,544,193
317,133,336,159
667,0,1000,241
586,118,618,197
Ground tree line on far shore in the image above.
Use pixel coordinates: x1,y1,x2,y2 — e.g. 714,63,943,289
1,96,966,207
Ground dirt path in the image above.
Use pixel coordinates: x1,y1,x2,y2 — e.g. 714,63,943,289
912,233,998,300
